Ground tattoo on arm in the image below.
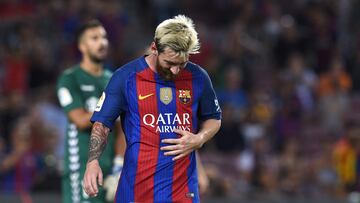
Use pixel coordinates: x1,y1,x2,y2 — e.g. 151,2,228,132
88,122,110,163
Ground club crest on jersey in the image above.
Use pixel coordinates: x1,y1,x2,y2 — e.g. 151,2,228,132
178,90,191,104
160,87,173,105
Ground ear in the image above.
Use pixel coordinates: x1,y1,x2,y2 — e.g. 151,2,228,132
150,42,158,55
78,42,85,53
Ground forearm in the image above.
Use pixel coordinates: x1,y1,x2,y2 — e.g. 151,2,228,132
197,119,221,147
196,151,209,194
78,113,93,129
161,119,221,160
196,151,206,175
68,109,93,130
88,121,110,163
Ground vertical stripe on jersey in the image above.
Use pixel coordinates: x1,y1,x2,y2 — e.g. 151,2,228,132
191,69,200,133
172,70,193,202
153,79,177,202
116,73,139,203
188,68,202,202
187,151,199,202
134,68,159,202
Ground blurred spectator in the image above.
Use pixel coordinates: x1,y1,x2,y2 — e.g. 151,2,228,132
273,77,302,150
203,163,232,198
217,66,248,121
263,2,282,41
312,137,338,197
236,136,278,195
213,104,244,153
317,58,352,97
29,87,66,161
278,139,303,196
245,88,275,128
282,53,317,113
306,3,337,73
0,117,39,193
241,90,271,148
273,15,307,69
318,58,352,135
333,127,360,195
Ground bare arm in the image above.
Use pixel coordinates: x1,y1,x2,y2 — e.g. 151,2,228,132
68,108,93,130
101,121,126,202
83,121,110,197
161,119,221,160
196,151,209,195
88,121,110,163
196,119,221,147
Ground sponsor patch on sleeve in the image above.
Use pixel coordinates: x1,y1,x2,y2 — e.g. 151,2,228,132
215,99,221,112
58,87,73,107
94,92,105,112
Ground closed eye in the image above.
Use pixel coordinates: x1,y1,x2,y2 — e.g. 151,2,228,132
164,60,188,67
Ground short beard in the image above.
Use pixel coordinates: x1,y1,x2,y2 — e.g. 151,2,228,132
89,53,105,64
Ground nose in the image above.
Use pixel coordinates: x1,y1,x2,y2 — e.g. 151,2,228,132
101,38,109,47
170,66,180,74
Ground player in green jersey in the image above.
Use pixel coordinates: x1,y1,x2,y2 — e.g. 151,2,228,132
57,19,126,203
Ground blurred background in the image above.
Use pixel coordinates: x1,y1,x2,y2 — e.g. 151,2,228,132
1,0,360,202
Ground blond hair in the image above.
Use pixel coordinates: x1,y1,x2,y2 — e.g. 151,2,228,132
154,15,200,57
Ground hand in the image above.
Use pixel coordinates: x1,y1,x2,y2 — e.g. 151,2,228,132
104,155,123,201
83,160,103,197
104,174,120,201
161,129,203,161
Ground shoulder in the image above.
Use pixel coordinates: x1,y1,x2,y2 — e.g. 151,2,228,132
112,57,147,80
105,57,146,91
185,62,211,80
59,65,78,77
57,65,80,86
103,69,113,77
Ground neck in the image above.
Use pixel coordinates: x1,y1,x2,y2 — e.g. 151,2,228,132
80,57,103,76
145,54,157,73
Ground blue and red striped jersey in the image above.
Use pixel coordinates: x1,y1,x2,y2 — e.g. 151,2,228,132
91,56,221,203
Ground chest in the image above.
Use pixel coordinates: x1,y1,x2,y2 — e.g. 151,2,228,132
130,78,198,133
129,76,200,115
76,75,109,111
77,73,108,94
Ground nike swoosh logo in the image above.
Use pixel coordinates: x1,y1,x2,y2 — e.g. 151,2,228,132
138,93,154,100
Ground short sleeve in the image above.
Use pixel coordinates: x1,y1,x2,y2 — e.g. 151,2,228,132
91,70,127,130
57,74,84,113
198,69,222,121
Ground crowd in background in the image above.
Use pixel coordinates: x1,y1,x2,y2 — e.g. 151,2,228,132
1,0,360,202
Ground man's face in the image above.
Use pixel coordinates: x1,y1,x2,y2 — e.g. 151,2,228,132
155,47,188,81
80,26,109,63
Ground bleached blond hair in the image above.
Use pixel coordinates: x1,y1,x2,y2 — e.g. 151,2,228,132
154,15,200,57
